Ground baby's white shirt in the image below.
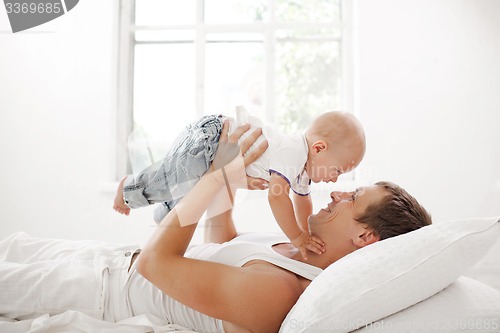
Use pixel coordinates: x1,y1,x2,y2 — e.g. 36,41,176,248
228,107,311,195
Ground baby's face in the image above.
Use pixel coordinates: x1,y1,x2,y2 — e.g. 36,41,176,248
306,147,363,183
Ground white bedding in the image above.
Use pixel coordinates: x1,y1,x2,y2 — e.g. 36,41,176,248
0,311,197,333
2,217,499,333
280,217,500,333
2,276,499,333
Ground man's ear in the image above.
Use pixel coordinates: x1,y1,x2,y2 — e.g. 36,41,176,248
353,229,380,248
312,141,327,154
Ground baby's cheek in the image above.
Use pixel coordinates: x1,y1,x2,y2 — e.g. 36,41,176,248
312,169,323,181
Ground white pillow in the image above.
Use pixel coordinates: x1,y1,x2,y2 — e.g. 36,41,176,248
353,276,500,332
279,217,500,333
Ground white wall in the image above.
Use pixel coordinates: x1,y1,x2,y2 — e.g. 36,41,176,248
0,0,155,245
0,0,499,286
355,0,500,290
356,0,500,221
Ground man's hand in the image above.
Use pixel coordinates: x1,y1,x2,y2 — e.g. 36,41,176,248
204,121,269,221
212,122,268,169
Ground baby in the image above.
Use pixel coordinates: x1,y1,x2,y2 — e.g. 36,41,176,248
114,106,366,259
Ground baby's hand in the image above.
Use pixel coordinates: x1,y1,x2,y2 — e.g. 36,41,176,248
291,231,325,260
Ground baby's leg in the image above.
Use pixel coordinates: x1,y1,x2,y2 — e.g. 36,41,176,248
152,197,183,224
119,125,198,213
114,127,192,215
113,176,130,215
117,115,225,220
153,203,169,224
152,115,225,224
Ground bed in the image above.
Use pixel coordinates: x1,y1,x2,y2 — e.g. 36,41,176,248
1,217,499,333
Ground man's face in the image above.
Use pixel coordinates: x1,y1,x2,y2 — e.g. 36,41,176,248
308,185,388,265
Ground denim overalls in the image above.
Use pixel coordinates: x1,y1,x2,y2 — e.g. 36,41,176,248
123,115,225,223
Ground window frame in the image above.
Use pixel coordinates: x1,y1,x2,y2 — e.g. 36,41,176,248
115,0,356,181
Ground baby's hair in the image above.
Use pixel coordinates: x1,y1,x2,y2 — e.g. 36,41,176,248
305,111,366,151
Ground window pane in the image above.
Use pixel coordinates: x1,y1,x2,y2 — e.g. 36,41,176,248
135,0,195,26
276,31,341,133
205,0,268,23
276,0,341,23
205,39,264,118
135,30,195,43
133,44,195,161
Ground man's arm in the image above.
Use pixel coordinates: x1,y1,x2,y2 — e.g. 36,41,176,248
204,175,269,244
138,181,299,332
137,164,300,331
204,209,237,244
136,125,300,332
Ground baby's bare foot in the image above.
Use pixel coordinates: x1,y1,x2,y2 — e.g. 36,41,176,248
113,176,131,215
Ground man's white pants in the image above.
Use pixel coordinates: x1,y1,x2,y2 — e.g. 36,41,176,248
0,232,138,321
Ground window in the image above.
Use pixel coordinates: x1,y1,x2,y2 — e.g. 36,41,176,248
116,0,353,178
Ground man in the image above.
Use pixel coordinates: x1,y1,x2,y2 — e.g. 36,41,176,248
135,123,431,332
0,124,431,333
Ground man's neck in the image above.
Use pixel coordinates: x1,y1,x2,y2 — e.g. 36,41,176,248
272,243,329,269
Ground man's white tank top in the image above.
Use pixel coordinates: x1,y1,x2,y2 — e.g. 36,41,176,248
126,233,322,333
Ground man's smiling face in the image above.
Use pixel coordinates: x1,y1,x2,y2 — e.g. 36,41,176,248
307,185,388,265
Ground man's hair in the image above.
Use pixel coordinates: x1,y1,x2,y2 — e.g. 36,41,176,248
356,181,432,240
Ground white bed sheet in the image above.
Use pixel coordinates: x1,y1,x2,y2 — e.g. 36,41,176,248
2,218,498,333
3,276,498,333
0,311,197,333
